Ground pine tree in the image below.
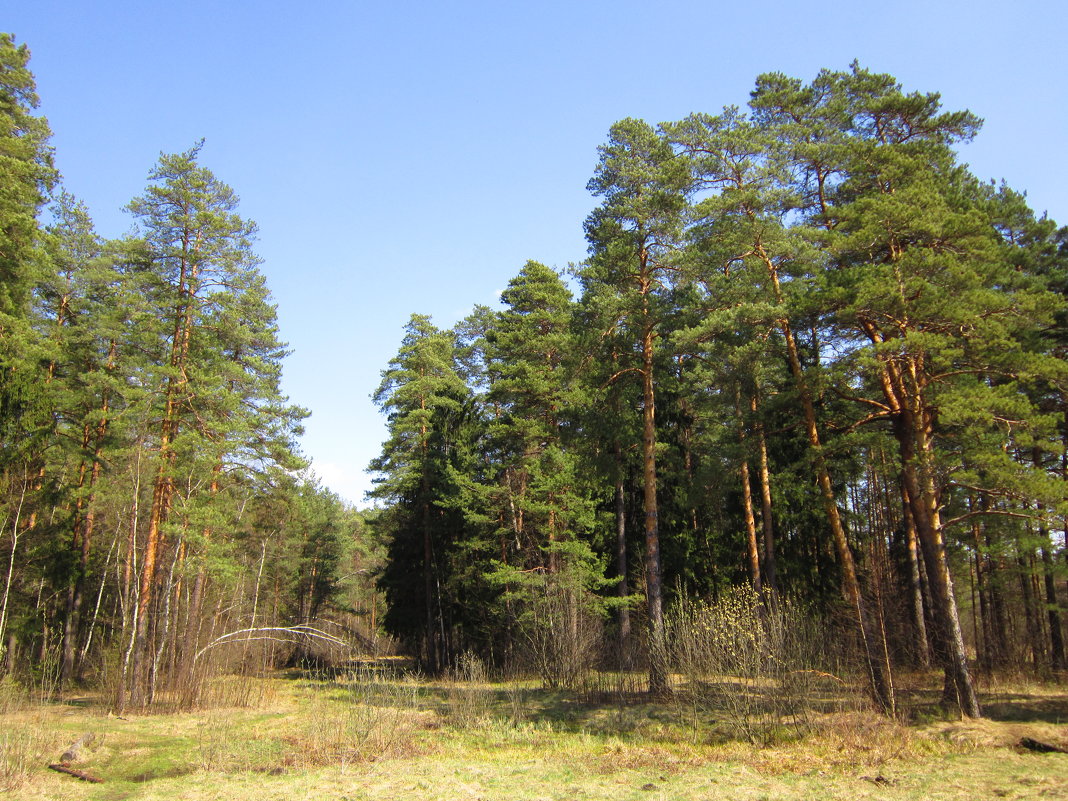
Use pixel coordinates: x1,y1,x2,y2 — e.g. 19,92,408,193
476,262,603,682
121,142,277,707
666,104,896,712
748,64,1066,715
0,34,54,326
0,34,56,672
580,119,690,694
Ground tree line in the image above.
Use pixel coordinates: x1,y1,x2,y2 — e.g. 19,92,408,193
369,63,1068,718
3,32,1065,720
0,34,372,708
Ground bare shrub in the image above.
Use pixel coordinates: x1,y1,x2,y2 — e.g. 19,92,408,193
294,662,425,769
0,725,50,792
0,676,24,715
502,676,531,726
195,672,280,709
445,651,493,728
667,586,833,744
0,682,61,793
512,577,606,691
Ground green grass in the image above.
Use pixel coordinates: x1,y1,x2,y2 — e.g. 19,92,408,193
2,672,1066,800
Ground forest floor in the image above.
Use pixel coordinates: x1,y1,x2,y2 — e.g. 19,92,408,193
2,669,1066,800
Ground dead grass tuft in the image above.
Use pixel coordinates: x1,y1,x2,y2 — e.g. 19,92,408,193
0,721,62,792
923,717,1068,751
588,739,701,774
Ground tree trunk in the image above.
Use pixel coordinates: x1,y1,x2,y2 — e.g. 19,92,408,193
78,525,118,679
131,246,197,707
896,410,981,717
903,497,930,668
0,475,28,671
735,388,762,594
422,471,438,673
638,287,668,695
59,437,90,689
1016,543,1044,672
181,462,221,682
1030,447,1065,672
614,446,631,668
858,317,978,717
752,395,777,595
1041,541,1066,672
756,246,894,714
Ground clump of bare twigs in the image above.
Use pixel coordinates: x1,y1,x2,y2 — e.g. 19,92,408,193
445,652,493,727
293,662,427,769
668,586,850,745
0,679,63,792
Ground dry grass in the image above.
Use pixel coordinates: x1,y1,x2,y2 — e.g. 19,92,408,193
0,723,62,793
0,672,1065,800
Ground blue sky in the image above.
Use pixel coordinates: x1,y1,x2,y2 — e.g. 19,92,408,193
7,1,1067,506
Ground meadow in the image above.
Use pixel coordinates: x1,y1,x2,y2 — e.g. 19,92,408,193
2,666,1066,801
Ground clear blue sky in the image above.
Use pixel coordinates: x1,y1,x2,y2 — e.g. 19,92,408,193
7,1,1066,506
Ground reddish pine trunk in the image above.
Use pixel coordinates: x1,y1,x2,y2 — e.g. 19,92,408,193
639,284,667,696
752,396,777,595
758,246,894,714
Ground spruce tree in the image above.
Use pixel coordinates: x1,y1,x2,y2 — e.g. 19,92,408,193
370,314,471,672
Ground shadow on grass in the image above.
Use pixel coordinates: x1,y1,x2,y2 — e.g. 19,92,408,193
891,674,1068,725
280,665,852,745
979,694,1068,724
278,664,1068,743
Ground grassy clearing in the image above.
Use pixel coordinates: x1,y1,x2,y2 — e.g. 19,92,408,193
2,671,1066,800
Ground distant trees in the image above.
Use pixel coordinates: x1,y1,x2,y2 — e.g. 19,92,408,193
0,35,373,708
369,64,1067,719
370,314,470,672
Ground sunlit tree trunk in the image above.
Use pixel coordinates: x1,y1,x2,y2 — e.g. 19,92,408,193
758,245,894,714
639,285,668,695
735,388,762,594
871,341,979,716
752,395,777,595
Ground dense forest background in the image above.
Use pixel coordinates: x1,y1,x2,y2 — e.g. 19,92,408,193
1,33,1066,719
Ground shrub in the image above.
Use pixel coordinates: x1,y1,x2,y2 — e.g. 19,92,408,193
667,586,831,744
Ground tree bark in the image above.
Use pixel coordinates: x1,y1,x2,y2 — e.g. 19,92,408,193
131,237,198,707
735,388,762,594
888,370,980,716
614,446,631,668
1041,541,1066,672
903,497,930,668
757,246,894,714
752,396,777,595
1016,543,1044,672
639,284,667,696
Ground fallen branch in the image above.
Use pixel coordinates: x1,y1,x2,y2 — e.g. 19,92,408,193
193,624,352,664
790,669,847,684
48,764,103,783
